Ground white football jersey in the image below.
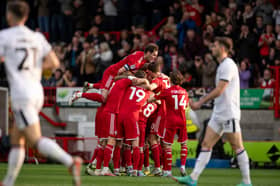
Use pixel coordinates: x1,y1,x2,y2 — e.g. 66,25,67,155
212,57,241,121
0,25,51,101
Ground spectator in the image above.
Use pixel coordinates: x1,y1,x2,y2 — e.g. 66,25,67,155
36,0,50,33
169,0,183,23
64,36,83,69
258,24,275,60
243,3,255,28
274,39,280,59
159,16,177,39
73,0,89,31
60,0,74,43
101,0,118,31
253,16,265,38
259,68,275,101
239,59,251,89
77,41,97,84
201,53,217,88
183,0,204,27
117,0,131,30
41,69,55,87
177,12,197,49
164,44,179,74
131,0,146,27
193,56,203,87
140,34,150,50
49,0,63,43
275,24,280,40
53,68,64,86
95,42,113,78
92,14,105,31
236,24,258,62
184,29,203,60
57,68,78,87
131,34,142,52
86,25,103,44
273,5,280,25
254,0,274,25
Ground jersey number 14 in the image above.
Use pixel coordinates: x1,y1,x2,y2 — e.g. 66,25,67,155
172,95,186,110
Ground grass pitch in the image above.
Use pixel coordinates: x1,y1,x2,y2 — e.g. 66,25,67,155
0,163,279,186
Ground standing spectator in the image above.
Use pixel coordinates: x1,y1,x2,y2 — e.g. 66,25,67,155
92,14,105,31
184,29,203,60
164,44,178,74
201,53,217,88
236,24,258,62
49,0,63,42
117,0,131,30
254,0,274,25
95,42,113,79
64,36,83,69
131,0,145,27
159,16,177,39
169,0,183,23
131,34,142,52
59,0,73,42
274,39,280,59
242,3,255,29
73,0,89,31
177,12,197,49
259,68,275,101
86,25,103,44
101,0,118,31
273,5,280,26
36,0,50,34
183,0,204,27
239,59,251,89
253,16,265,38
258,24,275,60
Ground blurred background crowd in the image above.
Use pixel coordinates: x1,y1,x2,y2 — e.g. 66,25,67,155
0,0,279,89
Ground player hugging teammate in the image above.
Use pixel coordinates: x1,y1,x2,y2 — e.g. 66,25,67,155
70,44,189,177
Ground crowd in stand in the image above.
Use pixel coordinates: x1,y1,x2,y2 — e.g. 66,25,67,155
0,0,279,89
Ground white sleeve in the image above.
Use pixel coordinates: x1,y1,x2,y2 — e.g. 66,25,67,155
0,33,5,56
37,33,52,58
219,62,234,82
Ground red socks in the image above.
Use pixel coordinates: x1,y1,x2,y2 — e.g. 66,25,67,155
90,145,100,163
138,149,144,171
181,143,188,167
151,144,160,168
113,146,121,170
82,92,104,103
132,146,140,170
124,146,132,167
96,147,104,169
103,144,113,167
144,144,150,168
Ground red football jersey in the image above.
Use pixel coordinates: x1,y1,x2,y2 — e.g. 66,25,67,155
139,102,158,124
103,78,132,113
151,74,170,94
155,85,189,127
110,51,147,75
119,86,150,117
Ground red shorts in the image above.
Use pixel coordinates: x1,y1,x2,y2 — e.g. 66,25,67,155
99,111,117,139
138,123,146,147
117,113,139,140
95,105,104,137
101,66,117,89
162,125,188,144
150,110,166,137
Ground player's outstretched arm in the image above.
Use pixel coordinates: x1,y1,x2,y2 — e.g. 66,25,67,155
43,51,60,70
190,80,228,110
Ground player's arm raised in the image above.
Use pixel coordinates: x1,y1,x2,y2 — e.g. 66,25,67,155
42,50,60,70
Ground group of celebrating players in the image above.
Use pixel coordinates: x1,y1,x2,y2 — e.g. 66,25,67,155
69,44,190,177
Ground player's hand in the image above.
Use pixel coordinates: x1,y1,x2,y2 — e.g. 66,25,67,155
118,67,126,75
189,100,202,110
132,78,139,84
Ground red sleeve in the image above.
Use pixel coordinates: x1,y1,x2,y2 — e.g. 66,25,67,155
155,89,167,100
93,82,103,89
126,51,146,70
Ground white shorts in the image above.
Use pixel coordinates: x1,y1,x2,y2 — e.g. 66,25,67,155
208,117,241,136
11,97,43,130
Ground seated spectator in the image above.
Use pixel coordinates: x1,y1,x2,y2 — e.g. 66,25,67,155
273,5,280,26
53,68,64,86
159,16,177,39
86,25,103,44
253,16,265,38
275,24,280,40
242,3,255,28
201,53,217,88
56,68,78,87
41,69,55,87
169,0,183,23
64,36,83,69
239,59,251,89
259,68,275,101
97,42,113,74
183,0,204,27
131,34,142,52
164,44,178,74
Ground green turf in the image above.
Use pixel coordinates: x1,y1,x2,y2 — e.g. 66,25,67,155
0,163,279,186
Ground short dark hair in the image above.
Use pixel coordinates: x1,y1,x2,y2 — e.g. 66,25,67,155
134,70,146,78
215,37,233,53
170,70,184,85
7,1,30,20
144,43,158,53
147,62,161,73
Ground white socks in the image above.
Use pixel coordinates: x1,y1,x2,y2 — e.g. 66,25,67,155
237,150,251,184
37,138,73,167
3,147,25,186
190,150,212,180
